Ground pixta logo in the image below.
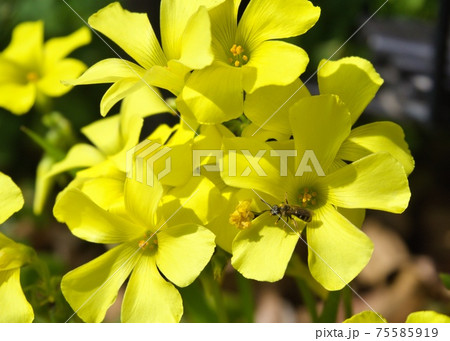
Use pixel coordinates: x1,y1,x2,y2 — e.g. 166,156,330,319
126,140,171,187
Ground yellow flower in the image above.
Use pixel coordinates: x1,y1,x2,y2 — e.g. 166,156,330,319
344,310,450,323
68,1,221,116
0,172,34,322
54,176,216,322
0,21,90,114
177,0,320,123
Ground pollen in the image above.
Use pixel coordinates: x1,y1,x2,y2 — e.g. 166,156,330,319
229,200,254,230
229,44,249,67
26,71,39,82
299,188,318,208
138,235,158,251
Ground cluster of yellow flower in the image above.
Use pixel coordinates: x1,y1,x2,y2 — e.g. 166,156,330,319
1,0,448,323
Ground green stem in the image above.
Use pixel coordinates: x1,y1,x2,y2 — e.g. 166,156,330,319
318,290,341,323
236,272,254,322
342,286,353,319
200,264,228,323
295,277,318,322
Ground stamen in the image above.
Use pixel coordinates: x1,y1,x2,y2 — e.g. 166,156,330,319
299,188,318,208
26,72,39,82
229,200,254,230
229,44,249,67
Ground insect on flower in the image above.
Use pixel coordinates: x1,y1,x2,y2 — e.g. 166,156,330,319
258,193,312,229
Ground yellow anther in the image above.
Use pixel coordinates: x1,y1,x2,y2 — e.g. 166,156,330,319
235,45,244,55
234,60,240,67
229,200,254,230
230,44,237,55
299,188,318,208
138,240,148,249
26,71,39,82
242,55,248,62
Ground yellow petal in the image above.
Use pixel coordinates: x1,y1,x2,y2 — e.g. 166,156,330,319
244,79,310,135
325,152,411,213
307,204,373,290
44,26,91,65
0,172,24,224
66,58,145,85
61,242,140,323
343,310,387,323
2,21,43,70
121,253,182,322
338,121,415,175
88,2,166,69
0,83,36,115
318,57,383,124
236,0,320,51
0,269,34,322
156,224,216,287
100,78,145,117
406,311,450,323
242,41,308,93
38,58,87,97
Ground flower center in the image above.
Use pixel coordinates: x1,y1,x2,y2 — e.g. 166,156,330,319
229,200,254,230
229,44,248,67
138,233,158,252
299,188,318,208
26,71,39,82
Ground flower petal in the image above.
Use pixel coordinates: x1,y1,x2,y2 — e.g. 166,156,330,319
54,188,143,243
88,2,166,69
242,41,308,93
338,121,415,175
343,311,387,323
160,176,224,226
0,172,24,224
0,233,34,271
100,79,145,117
318,57,383,124
121,253,182,322
38,58,87,97
221,137,293,201
156,223,216,287
325,152,411,213
82,115,122,155
0,83,36,115
45,144,106,178
231,214,299,282
124,177,163,229
2,21,43,69
61,242,140,323
244,79,310,135
406,311,450,323
177,63,243,124
66,58,145,85
236,0,320,51
160,0,223,60
289,94,351,184
307,204,373,290
177,6,214,69
44,26,91,65
0,269,34,322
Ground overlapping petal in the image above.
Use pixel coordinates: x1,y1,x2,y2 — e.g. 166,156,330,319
307,204,373,290
231,214,299,282
44,26,91,65
88,2,166,69
337,121,415,175
325,152,411,213
236,0,320,51
156,224,216,287
121,252,182,322
54,188,143,244
61,242,140,323
318,57,383,124
242,41,308,93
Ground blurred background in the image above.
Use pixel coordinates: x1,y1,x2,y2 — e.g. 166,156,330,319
0,0,449,322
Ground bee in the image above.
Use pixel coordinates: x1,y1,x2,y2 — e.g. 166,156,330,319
259,193,312,229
